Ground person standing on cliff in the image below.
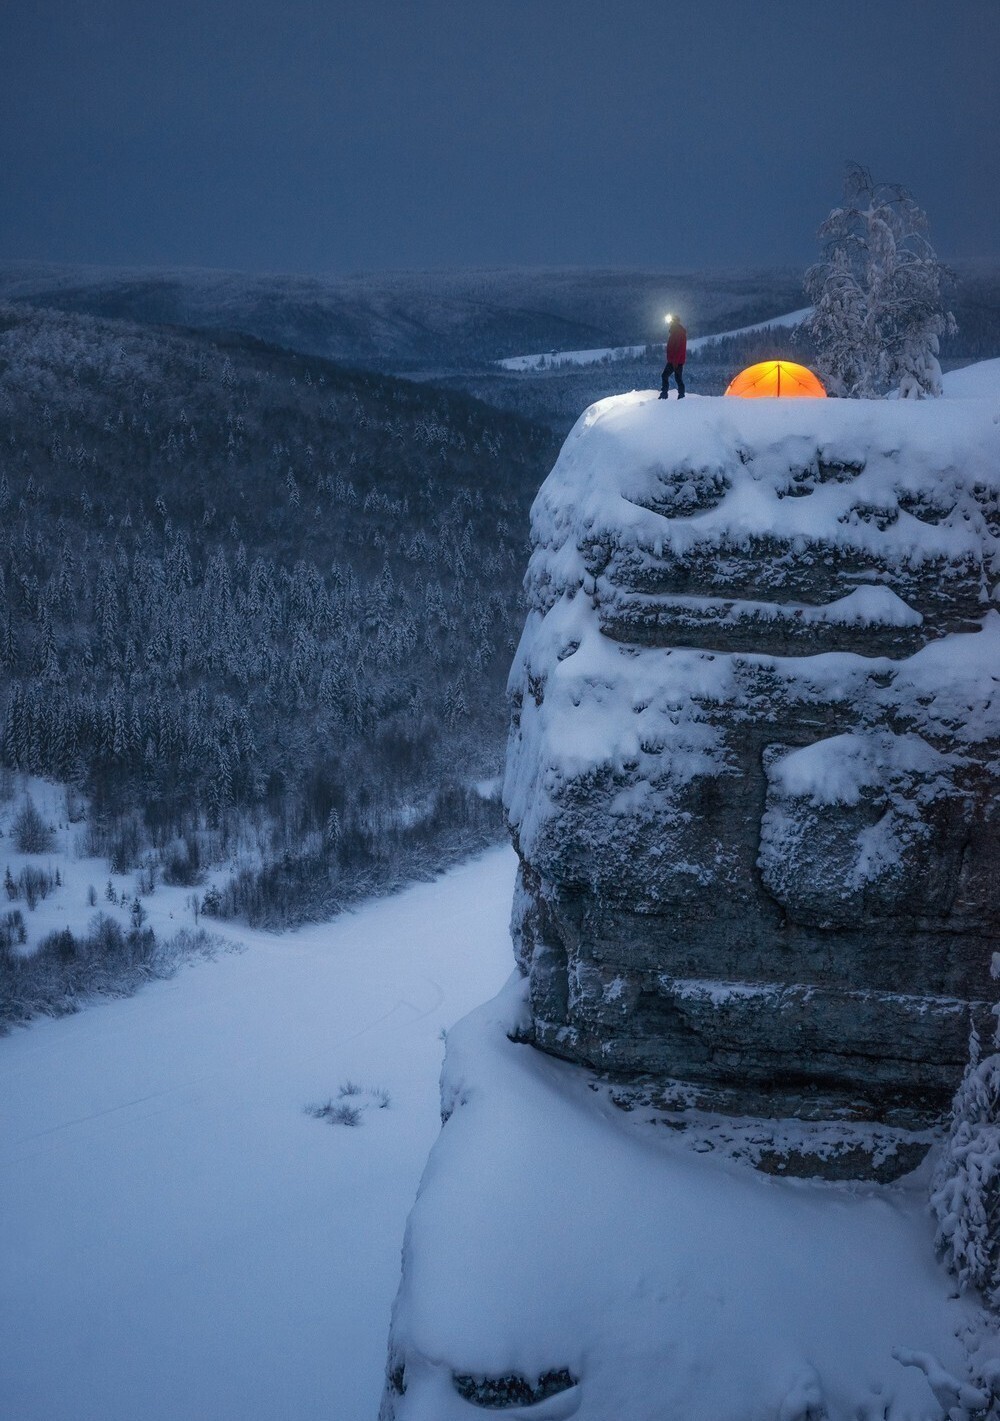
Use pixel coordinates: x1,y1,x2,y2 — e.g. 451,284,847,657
659,314,687,399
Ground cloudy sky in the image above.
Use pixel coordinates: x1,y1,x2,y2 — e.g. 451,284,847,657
2,0,997,276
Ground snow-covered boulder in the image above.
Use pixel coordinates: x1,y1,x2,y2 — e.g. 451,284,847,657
504,391,1000,1144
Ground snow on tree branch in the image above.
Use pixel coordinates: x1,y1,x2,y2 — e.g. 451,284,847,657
804,163,956,399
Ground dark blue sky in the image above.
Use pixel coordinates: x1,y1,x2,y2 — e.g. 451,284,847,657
2,0,997,275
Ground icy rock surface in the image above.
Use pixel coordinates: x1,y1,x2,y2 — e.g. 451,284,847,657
504,391,1000,1136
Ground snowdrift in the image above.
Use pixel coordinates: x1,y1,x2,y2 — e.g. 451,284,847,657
381,974,994,1421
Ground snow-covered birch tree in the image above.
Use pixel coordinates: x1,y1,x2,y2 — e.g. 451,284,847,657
804,163,956,398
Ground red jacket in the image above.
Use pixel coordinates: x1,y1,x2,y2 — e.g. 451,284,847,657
666,323,687,365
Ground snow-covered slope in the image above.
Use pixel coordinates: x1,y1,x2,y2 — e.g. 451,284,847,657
0,848,516,1421
687,305,813,350
942,356,1000,400
495,307,812,371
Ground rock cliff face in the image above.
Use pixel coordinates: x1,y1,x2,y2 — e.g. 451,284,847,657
504,392,1000,1139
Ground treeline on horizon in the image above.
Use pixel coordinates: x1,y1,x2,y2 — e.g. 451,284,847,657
0,303,557,925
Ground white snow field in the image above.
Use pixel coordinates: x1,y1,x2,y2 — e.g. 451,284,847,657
0,843,517,1421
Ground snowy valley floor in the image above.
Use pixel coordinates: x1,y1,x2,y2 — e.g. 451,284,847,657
0,846,517,1421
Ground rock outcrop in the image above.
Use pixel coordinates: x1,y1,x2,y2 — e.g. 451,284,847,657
504,392,1000,1146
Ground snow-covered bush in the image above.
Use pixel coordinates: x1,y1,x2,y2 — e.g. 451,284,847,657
805,163,956,399
306,1082,390,1125
15,864,58,909
894,1348,997,1421
0,908,27,952
12,796,54,853
932,1023,1000,1310
306,1099,364,1126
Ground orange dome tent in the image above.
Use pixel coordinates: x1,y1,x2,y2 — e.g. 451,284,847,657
725,360,827,398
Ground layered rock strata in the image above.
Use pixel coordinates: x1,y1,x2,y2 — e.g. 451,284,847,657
504,392,1000,1135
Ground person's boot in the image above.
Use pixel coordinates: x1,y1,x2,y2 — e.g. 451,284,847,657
658,391,668,400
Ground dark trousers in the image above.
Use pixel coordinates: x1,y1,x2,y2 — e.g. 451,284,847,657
661,362,685,397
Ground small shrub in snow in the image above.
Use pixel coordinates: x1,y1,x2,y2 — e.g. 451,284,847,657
307,1083,390,1124
64,787,85,823
1,913,154,1028
157,927,228,965
0,909,27,952
161,834,203,887
3,865,58,909
19,865,57,910
42,928,78,962
201,883,222,916
13,797,54,853
306,1099,364,1127
931,1030,1000,1310
0,916,227,1030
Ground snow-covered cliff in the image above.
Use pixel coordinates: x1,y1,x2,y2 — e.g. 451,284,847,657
504,390,1000,1150
380,382,1000,1421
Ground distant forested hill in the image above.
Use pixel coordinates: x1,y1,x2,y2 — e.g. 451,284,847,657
430,264,1000,432
0,303,556,923
0,262,808,371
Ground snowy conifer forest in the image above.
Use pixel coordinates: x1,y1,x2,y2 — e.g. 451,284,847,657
0,299,556,952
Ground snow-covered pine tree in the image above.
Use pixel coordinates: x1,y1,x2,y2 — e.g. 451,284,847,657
931,1010,1000,1311
804,163,956,398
